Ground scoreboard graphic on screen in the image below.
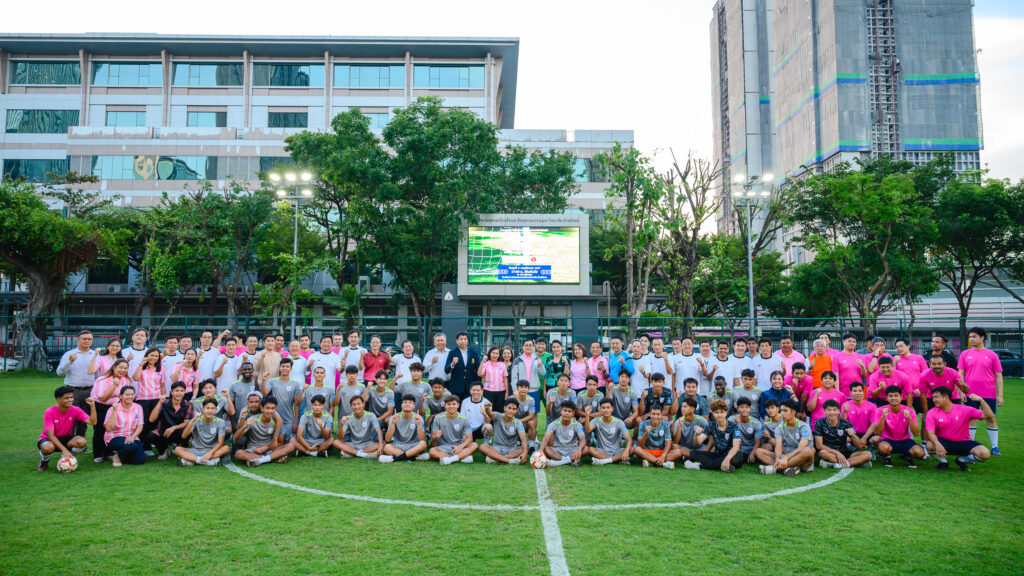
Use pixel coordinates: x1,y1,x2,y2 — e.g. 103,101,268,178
466,226,580,284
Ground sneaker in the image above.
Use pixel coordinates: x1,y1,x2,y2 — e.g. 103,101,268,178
278,456,287,464
307,450,319,457
93,457,104,464
180,458,194,467
318,451,329,458
819,461,835,469
340,452,353,459
143,450,154,457
642,460,651,468
902,455,917,469
81,448,92,454
620,458,632,466
71,447,85,454
759,464,776,475
955,459,971,472
992,446,1001,456
37,460,49,472
883,456,894,468
378,455,394,463
460,456,473,464
802,463,814,473
415,453,431,461
158,448,169,461
783,466,800,477
508,458,521,465
663,461,675,470
246,459,258,468
725,465,735,473
936,461,950,471
440,455,456,466
570,459,581,467
859,461,872,469
485,456,496,464
207,458,221,466
111,454,122,467
683,460,701,470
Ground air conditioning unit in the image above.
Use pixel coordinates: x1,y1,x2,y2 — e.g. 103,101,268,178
357,276,371,292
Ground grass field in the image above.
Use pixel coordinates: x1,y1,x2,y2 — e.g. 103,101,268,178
2,372,1021,576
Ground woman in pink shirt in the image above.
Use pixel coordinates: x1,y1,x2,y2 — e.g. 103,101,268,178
569,343,590,391
103,386,146,466
500,346,514,388
171,348,200,400
586,341,610,392
90,358,132,462
132,347,164,454
88,337,124,378
478,346,509,411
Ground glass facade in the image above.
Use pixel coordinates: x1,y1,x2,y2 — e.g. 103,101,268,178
3,158,70,181
365,112,389,130
105,111,147,127
413,65,485,89
252,64,324,87
334,64,404,88
92,62,162,86
186,111,227,128
9,61,81,85
5,109,79,133
91,155,217,180
172,63,243,87
259,156,293,173
268,112,308,128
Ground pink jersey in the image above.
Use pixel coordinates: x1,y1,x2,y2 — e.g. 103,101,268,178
94,355,117,377
867,370,912,402
873,405,917,441
784,373,813,399
842,399,876,435
775,349,806,376
926,404,984,442
808,388,846,422
39,405,89,441
103,402,144,444
90,375,132,406
136,367,164,400
958,348,1002,398
173,366,199,395
586,356,609,387
832,352,865,397
893,353,928,394
863,352,894,374
480,361,508,392
569,359,589,390
919,367,964,400
824,348,840,359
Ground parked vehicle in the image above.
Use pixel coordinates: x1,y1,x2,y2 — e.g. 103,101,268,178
993,349,1023,377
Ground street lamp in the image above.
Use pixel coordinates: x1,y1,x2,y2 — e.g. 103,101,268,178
732,172,773,337
266,169,314,340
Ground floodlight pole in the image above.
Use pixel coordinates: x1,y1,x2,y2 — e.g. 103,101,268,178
268,170,314,341
732,173,773,338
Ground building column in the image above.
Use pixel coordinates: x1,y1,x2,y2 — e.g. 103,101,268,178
324,50,332,130
0,49,7,94
243,50,251,129
485,52,492,124
161,50,170,127
405,51,412,106
79,49,89,125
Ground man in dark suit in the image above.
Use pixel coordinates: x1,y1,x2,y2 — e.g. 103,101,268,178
444,332,480,399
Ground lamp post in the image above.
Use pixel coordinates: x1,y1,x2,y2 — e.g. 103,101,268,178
267,169,313,340
731,172,773,337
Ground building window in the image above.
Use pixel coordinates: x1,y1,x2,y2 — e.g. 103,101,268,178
252,64,324,87
2,158,70,181
9,61,81,85
92,62,162,86
365,112,389,130
105,111,147,127
91,155,217,180
88,260,129,284
186,112,227,128
268,112,308,128
334,64,405,88
5,110,79,133
259,157,293,173
172,63,243,87
413,65,485,89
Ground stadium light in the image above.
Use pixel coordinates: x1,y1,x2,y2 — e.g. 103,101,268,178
301,189,313,196
300,171,312,182
276,189,286,197
285,172,297,182
762,172,774,183
733,173,746,184
269,173,281,182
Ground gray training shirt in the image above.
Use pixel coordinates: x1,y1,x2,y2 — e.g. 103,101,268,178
266,379,301,429
490,416,525,449
673,415,709,449
393,381,431,412
590,417,628,454
336,383,366,418
242,416,277,448
298,411,332,445
344,412,380,445
432,413,471,446
548,419,584,453
366,387,395,418
390,414,421,446
191,417,225,452
728,415,763,452
513,395,536,420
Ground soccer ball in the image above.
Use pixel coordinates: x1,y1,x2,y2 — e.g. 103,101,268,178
57,455,78,473
529,451,548,469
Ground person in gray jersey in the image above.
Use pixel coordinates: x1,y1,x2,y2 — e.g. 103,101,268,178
734,369,763,419
665,396,709,465
233,397,295,467
509,380,538,450
607,371,640,429
478,398,528,464
335,395,382,459
190,379,234,433
423,378,451,430
633,406,675,469
545,373,575,419
380,395,428,463
729,396,763,463
228,363,261,428
540,403,586,467
333,366,365,420
174,397,229,466
363,372,396,430
755,398,815,476
429,395,478,465
393,362,432,415
575,376,605,421
293,394,332,457
263,358,301,442
674,378,709,419
760,398,784,452
584,398,632,465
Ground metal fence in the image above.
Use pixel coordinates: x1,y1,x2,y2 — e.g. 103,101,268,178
3,313,1023,374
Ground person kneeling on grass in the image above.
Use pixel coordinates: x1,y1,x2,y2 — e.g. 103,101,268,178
336,395,383,460
294,394,333,458
755,398,814,476
380,395,428,463
430,395,477,465
479,398,528,465
814,399,872,469
633,406,675,469
873,385,925,468
686,399,743,473
926,388,994,472
585,398,633,465
540,403,586,467
174,397,229,466
38,386,96,471
665,397,708,467
234,396,294,467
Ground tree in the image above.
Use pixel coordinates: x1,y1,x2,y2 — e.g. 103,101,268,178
978,179,1024,307
594,143,664,339
0,178,123,369
690,234,790,323
590,216,628,314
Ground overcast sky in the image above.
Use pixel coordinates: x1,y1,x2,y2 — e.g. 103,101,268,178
3,0,1020,179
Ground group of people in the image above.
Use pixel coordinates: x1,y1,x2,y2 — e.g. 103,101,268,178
38,326,1004,475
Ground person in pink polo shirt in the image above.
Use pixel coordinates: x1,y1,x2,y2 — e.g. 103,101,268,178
832,334,867,399
919,354,969,408
841,382,879,448
864,337,894,376
867,357,913,408
958,327,1002,455
816,332,840,359
37,386,97,472
103,386,146,466
774,336,805,377
925,387,995,472
873,385,925,468
783,362,813,415
894,338,929,415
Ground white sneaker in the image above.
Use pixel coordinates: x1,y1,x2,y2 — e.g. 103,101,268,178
683,460,701,470
180,458,194,467
93,457,104,464
759,464,776,475
803,463,815,473
204,458,220,467
144,450,155,457
642,460,651,468
508,458,521,465
158,449,169,461
819,460,835,469
340,452,353,459
378,455,394,463
485,456,496,464
307,450,318,456
440,455,457,466
663,461,675,470
415,453,431,461
593,458,611,466
620,458,631,465
460,456,473,463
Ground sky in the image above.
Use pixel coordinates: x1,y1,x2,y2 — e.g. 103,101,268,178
2,0,1021,179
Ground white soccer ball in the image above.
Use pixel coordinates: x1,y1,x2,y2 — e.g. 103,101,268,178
57,454,78,473
529,451,548,469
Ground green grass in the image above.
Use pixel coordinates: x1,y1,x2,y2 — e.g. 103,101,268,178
2,374,1022,575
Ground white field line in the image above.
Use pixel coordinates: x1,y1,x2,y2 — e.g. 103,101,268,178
534,469,571,576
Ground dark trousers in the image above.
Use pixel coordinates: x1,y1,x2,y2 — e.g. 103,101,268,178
72,387,92,437
107,437,146,465
91,403,111,458
484,389,506,413
691,450,745,471
148,428,186,454
136,399,159,451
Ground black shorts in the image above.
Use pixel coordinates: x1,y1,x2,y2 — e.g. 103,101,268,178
38,434,74,450
471,426,485,441
880,437,919,456
937,437,982,456
827,445,855,459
